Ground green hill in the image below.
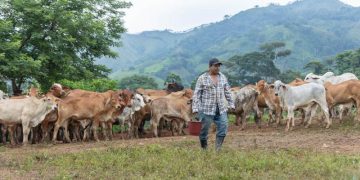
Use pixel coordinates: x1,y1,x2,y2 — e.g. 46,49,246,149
97,0,360,86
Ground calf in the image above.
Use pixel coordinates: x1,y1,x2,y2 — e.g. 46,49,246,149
273,80,330,131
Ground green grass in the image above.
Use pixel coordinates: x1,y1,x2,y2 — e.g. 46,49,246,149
5,143,360,179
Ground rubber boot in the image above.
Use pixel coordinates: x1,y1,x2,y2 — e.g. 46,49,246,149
200,139,207,150
215,136,225,151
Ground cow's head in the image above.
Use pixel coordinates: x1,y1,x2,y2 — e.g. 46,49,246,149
273,80,287,96
118,89,134,108
50,83,66,98
41,95,59,111
183,89,193,99
140,94,152,104
132,93,146,111
256,80,267,94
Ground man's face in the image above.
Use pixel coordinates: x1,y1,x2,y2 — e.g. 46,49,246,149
209,64,221,74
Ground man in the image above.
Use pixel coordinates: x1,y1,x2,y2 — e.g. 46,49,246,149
192,58,235,151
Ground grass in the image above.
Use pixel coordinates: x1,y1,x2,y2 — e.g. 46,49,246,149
5,143,360,179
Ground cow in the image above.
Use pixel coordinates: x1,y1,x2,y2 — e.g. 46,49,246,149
117,93,146,138
324,80,360,122
305,72,358,120
49,83,67,98
52,89,133,143
256,80,282,126
305,72,358,84
0,96,57,145
232,86,260,130
273,80,330,132
149,89,193,137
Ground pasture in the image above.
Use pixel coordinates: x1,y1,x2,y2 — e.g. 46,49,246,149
1,115,360,179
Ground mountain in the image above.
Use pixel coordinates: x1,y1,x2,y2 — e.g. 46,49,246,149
97,0,360,86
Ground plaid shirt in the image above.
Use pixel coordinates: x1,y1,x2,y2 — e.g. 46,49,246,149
192,72,234,115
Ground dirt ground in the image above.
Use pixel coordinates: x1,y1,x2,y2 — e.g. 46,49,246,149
1,117,360,156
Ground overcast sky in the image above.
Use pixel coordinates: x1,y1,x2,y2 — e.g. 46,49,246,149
123,0,360,34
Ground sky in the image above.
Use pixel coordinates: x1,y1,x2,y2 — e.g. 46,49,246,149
123,0,360,34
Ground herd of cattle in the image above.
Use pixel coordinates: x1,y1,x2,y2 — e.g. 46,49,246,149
0,71,359,146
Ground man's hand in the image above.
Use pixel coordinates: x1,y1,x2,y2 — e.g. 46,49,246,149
192,111,199,121
228,106,235,112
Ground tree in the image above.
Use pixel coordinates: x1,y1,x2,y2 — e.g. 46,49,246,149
304,60,326,74
334,48,360,77
222,42,292,85
118,75,158,90
224,52,280,86
61,78,117,92
260,42,291,70
0,0,131,94
164,73,182,85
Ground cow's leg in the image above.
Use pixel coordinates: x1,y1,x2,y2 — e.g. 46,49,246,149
318,102,331,128
52,120,63,143
15,125,22,144
275,107,282,126
180,121,187,135
21,121,31,146
92,119,101,142
355,100,360,123
41,121,49,143
234,114,241,126
268,109,274,124
150,116,159,138
252,102,261,128
61,120,71,143
304,105,316,128
285,108,294,132
100,122,108,141
107,121,113,140
240,113,247,131
170,120,176,136
72,123,80,142
1,124,7,144
8,126,15,146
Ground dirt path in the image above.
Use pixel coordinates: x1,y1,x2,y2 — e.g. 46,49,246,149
1,118,360,156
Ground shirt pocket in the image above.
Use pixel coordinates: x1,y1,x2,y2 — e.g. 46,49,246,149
202,82,214,90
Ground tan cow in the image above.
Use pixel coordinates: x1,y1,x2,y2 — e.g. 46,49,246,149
256,81,282,126
324,80,360,121
52,89,133,143
149,89,193,137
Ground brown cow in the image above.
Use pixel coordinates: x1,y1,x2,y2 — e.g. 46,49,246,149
52,89,133,143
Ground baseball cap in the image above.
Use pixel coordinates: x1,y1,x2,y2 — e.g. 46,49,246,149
209,58,222,66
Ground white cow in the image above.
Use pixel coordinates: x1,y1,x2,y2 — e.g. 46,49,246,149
305,72,358,120
273,80,330,131
304,72,358,84
0,97,57,145
118,93,146,138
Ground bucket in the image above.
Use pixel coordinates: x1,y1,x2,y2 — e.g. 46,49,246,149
188,121,201,136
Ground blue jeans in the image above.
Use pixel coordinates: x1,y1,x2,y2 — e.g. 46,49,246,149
198,108,228,141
